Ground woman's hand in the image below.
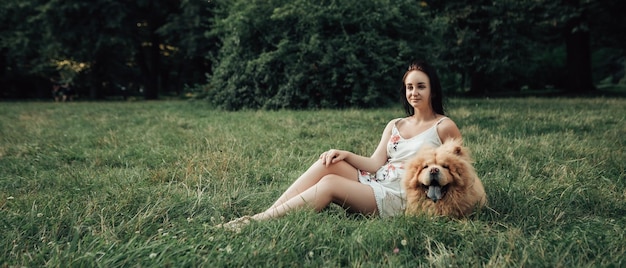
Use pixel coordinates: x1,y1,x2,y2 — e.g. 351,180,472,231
319,149,350,167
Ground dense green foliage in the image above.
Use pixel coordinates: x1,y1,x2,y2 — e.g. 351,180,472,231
0,0,214,99
207,0,432,109
206,0,626,108
1,0,625,106
1,99,624,266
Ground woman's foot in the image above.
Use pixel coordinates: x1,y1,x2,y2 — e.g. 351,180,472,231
215,216,252,232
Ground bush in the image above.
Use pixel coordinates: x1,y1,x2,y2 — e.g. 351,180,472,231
206,0,435,110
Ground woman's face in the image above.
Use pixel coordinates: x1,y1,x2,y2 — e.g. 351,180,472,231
404,70,432,111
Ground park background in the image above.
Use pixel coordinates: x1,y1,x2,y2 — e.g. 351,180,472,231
1,0,625,267
1,0,625,106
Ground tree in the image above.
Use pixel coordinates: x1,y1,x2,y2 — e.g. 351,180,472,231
35,0,137,99
0,0,213,100
562,0,594,92
0,0,52,98
531,0,624,93
425,0,541,95
158,0,217,96
129,0,184,99
427,0,626,94
584,0,626,85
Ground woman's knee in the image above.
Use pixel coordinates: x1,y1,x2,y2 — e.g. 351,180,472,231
317,175,357,198
317,174,336,186
316,175,340,194
313,160,358,179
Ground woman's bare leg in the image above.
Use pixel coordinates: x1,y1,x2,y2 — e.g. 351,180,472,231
252,175,378,221
268,159,360,210
217,160,373,229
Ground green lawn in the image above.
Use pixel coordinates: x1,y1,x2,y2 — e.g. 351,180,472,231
1,98,624,267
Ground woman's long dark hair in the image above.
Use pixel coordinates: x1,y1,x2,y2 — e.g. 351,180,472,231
401,60,445,116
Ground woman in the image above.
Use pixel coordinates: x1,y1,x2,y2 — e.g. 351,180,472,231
218,60,462,230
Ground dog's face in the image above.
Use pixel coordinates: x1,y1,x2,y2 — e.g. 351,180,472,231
405,139,472,203
404,139,486,218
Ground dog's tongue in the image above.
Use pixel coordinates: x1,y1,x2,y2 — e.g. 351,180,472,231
427,185,442,203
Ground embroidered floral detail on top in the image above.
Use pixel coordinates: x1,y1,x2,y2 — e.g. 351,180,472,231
390,134,401,151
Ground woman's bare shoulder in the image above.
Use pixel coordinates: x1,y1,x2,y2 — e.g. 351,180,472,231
437,117,462,141
382,117,404,134
387,117,405,127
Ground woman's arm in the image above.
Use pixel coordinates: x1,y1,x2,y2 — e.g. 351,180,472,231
320,119,396,172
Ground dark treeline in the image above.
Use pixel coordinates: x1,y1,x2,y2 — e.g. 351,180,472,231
1,0,624,108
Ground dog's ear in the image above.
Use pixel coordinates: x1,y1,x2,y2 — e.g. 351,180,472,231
442,139,461,153
453,144,463,156
442,138,471,159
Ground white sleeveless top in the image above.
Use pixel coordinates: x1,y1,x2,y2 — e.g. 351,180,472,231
358,117,447,217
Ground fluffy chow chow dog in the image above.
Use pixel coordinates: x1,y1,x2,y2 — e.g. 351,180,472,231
403,139,487,218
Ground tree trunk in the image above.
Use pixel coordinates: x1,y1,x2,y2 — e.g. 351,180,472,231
564,2,594,93
139,12,162,100
142,38,160,100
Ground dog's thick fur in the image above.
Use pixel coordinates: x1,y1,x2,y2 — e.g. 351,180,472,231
403,139,486,218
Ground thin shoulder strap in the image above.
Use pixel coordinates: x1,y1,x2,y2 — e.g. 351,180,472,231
435,117,448,126
392,118,404,128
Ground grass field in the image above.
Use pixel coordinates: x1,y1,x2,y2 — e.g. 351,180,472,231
1,98,624,267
